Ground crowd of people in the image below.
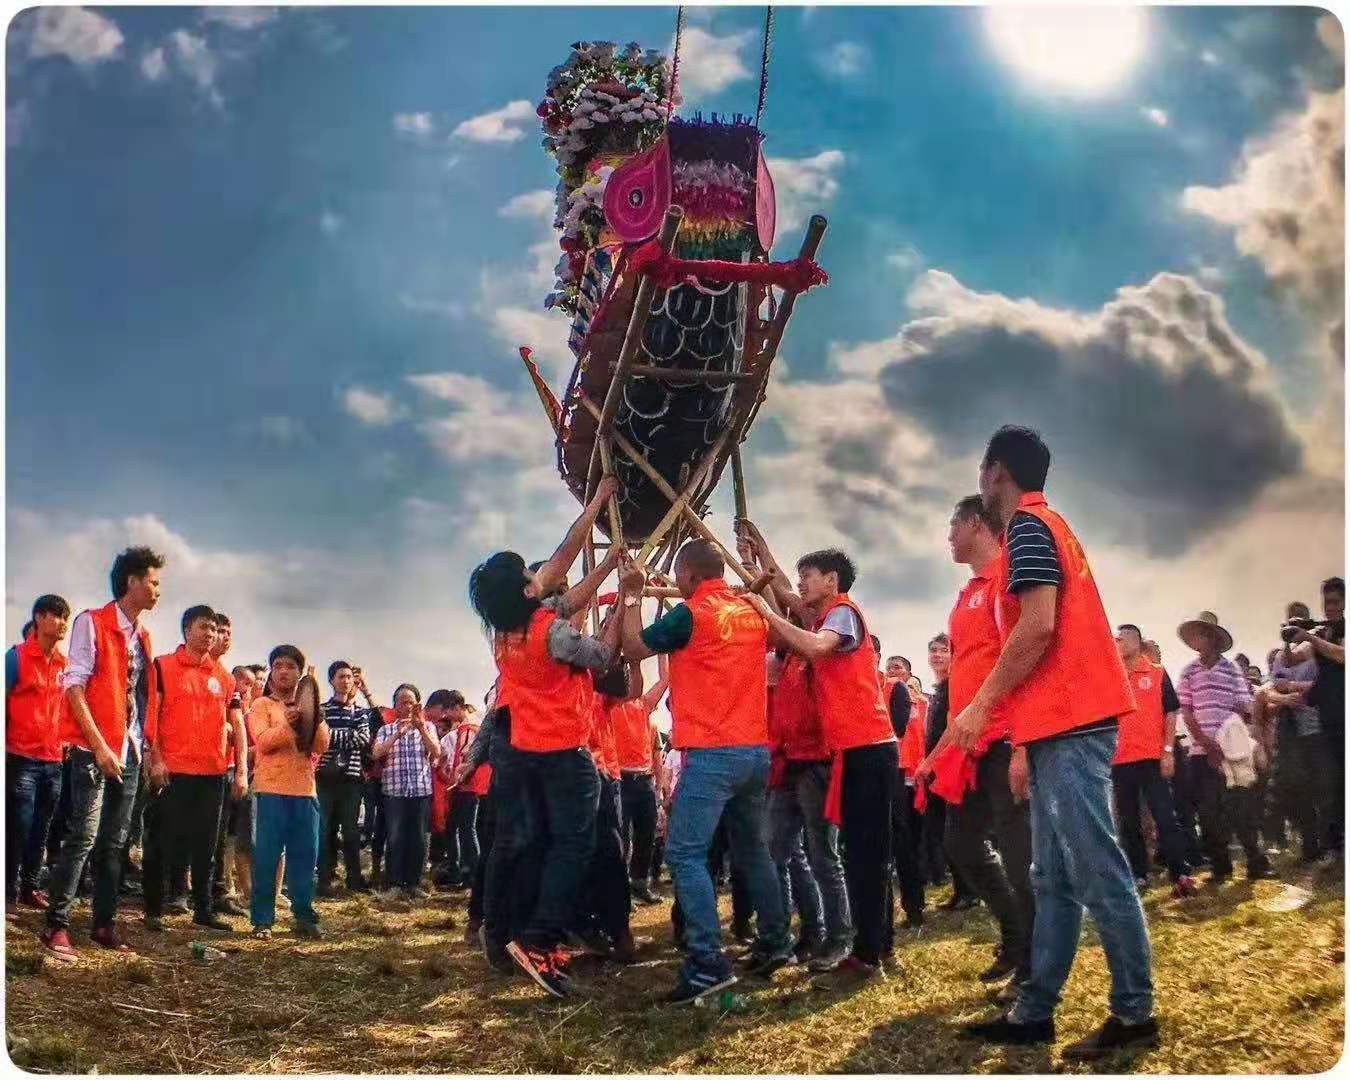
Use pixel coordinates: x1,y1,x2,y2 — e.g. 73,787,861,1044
6,424,1344,1064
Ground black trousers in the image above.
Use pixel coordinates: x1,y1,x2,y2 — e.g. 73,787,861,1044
580,777,631,940
318,775,365,888
212,769,240,899
445,791,482,881
841,742,898,965
1189,755,1268,877
1276,731,1330,860
620,772,658,884
945,741,1034,969
1112,757,1189,880
891,783,926,919
143,773,225,919
1321,716,1344,853
469,790,496,925
1170,738,1205,865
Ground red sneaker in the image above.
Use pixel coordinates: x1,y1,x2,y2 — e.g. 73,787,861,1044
90,925,132,952
19,889,49,911
1171,875,1199,899
40,927,78,962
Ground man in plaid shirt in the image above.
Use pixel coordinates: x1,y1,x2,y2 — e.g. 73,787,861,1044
370,684,439,899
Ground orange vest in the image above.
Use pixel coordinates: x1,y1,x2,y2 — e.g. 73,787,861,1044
948,562,1012,753
148,645,233,775
7,638,67,762
811,595,895,752
453,718,492,796
895,681,927,777
61,602,158,756
1115,655,1169,765
495,606,591,752
993,494,1135,745
667,579,769,750
774,652,829,761
588,695,621,779
613,700,655,773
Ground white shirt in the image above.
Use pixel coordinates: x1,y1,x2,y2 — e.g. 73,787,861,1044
61,604,146,763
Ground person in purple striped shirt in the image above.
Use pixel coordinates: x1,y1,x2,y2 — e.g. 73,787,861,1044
1175,612,1274,884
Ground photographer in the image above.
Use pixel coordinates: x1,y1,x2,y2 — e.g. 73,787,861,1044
1285,577,1345,854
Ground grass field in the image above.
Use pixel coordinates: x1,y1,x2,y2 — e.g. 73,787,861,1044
6,853,1345,1075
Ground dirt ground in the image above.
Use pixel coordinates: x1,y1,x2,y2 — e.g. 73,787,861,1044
5,852,1345,1075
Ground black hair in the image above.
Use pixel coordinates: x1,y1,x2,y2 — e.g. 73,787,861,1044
328,660,353,682
268,644,306,671
427,688,466,710
1323,577,1346,597
21,621,34,640
953,494,1001,534
392,682,422,704
181,604,218,638
1117,623,1143,641
31,594,70,621
110,546,166,600
928,633,949,649
676,540,724,584
213,612,231,627
470,551,539,634
248,663,267,677
982,425,1051,493
797,548,857,593
1287,601,1312,619
869,634,881,655
893,655,912,672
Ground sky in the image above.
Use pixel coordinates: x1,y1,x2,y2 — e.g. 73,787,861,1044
6,4,1345,707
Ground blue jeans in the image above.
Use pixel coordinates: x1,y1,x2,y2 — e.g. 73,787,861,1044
1011,729,1154,1025
769,761,851,949
251,793,320,929
46,748,142,931
666,746,789,977
384,794,431,889
6,754,62,900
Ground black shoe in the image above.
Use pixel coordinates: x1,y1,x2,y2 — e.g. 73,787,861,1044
144,914,164,932
952,895,980,911
566,926,613,958
631,883,661,906
747,941,797,979
792,937,823,965
316,883,338,899
193,914,234,933
979,950,1020,983
962,1013,1055,1045
900,911,925,930
350,881,372,894
663,967,737,1006
294,921,323,940
1062,1016,1160,1060
167,896,190,916
730,922,755,946
482,929,515,975
507,941,569,998
1247,864,1277,881
214,897,247,917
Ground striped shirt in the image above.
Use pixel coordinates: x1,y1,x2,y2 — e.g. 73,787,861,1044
373,720,435,797
1006,513,1062,593
1176,656,1252,755
317,697,374,780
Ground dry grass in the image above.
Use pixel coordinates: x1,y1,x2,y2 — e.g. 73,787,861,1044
4,854,1345,1074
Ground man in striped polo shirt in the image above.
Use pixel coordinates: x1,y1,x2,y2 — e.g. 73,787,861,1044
316,661,377,896
1175,612,1273,884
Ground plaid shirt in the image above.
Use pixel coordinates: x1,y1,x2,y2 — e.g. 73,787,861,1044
373,720,435,797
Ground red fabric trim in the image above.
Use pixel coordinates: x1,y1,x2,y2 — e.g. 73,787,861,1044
629,240,828,293
825,751,845,827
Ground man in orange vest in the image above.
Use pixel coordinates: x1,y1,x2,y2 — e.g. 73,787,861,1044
6,594,70,912
926,495,1034,993
619,540,793,1005
43,546,165,960
944,427,1155,1060
613,655,668,905
142,604,247,933
1113,624,1198,897
741,546,900,988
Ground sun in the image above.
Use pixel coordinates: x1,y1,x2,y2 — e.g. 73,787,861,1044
984,7,1148,95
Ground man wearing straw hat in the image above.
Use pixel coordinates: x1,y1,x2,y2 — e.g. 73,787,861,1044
1174,611,1274,884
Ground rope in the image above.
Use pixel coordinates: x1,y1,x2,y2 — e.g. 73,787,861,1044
667,6,685,123
754,6,773,129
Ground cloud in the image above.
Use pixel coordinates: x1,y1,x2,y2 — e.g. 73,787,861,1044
886,245,925,274
7,100,32,147
407,373,548,464
1141,106,1169,127
1200,48,1221,66
341,386,404,426
200,7,280,31
676,28,754,101
26,6,123,66
398,294,466,320
254,415,308,444
393,111,437,140
818,41,868,79
167,29,223,107
765,149,845,237
1317,13,1344,62
140,46,167,82
452,100,534,144
499,190,555,221
319,210,344,236
1182,85,1344,364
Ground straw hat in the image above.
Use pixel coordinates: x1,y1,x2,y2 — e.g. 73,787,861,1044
1177,610,1233,654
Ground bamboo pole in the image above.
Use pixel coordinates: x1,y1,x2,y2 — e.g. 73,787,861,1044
731,446,749,522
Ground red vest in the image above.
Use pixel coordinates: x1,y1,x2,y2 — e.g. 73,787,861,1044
811,595,895,752
896,682,927,777
993,494,1135,745
667,579,769,750
1115,655,1168,764
148,645,232,775
495,606,591,753
773,652,829,761
948,562,1011,752
60,602,158,756
613,700,655,773
453,718,492,796
7,638,66,762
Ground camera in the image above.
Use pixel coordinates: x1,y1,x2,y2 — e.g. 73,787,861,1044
1280,617,1327,644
